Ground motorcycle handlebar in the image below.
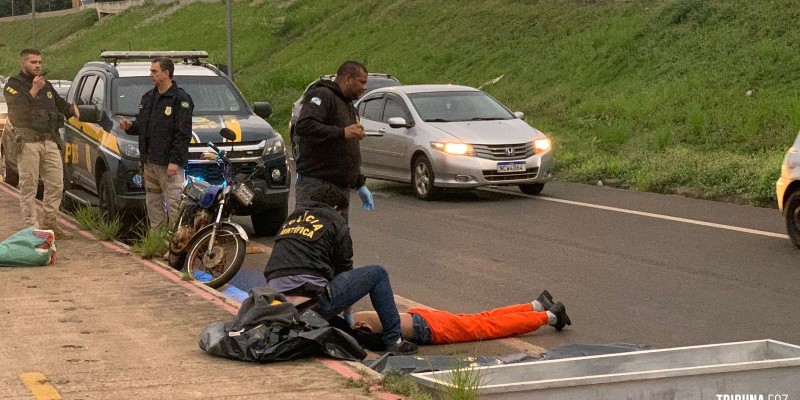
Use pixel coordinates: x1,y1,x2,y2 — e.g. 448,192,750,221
207,141,222,154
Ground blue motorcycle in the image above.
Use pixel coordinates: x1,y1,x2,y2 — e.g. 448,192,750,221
168,128,260,288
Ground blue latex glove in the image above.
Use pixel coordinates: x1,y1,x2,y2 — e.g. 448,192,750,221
357,186,375,211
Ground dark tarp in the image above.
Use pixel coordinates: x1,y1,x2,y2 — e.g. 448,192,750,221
367,343,651,374
199,287,367,362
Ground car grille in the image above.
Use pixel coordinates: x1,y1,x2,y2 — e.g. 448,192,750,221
482,167,539,182
186,162,259,184
472,143,533,160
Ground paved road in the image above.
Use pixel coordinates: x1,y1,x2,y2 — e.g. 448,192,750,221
231,179,800,356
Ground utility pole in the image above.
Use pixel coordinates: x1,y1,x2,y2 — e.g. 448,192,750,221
32,0,36,48
11,0,14,16
226,0,233,82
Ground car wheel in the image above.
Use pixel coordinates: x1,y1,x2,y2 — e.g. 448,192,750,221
412,155,438,200
785,191,800,249
519,183,545,195
3,149,19,187
98,170,122,223
251,203,288,237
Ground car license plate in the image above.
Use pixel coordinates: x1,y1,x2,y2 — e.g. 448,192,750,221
497,161,526,173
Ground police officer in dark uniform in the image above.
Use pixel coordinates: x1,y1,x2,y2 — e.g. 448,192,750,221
264,183,417,355
294,61,375,222
3,48,79,239
118,57,194,229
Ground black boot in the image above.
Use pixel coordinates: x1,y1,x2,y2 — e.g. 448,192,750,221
549,302,572,331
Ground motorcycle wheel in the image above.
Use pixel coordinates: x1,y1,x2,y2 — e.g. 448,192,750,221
184,225,246,289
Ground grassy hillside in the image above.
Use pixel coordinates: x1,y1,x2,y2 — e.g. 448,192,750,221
2,0,798,206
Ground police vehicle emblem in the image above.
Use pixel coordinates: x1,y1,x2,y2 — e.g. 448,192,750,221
165,106,172,116
310,97,322,106
46,91,53,99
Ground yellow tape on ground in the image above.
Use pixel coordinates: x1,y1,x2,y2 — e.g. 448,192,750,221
19,372,62,400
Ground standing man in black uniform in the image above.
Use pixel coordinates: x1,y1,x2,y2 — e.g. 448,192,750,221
118,57,194,229
3,49,79,239
294,61,374,222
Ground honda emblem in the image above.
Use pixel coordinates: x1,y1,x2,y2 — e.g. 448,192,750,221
505,147,515,156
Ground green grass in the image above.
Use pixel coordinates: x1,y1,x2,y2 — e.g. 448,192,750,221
4,0,800,205
71,205,122,240
381,370,434,400
72,205,102,232
440,360,482,400
130,224,169,259
95,215,123,241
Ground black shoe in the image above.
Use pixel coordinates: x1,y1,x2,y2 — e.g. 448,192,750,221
549,302,572,331
387,339,418,355
536,290,555,311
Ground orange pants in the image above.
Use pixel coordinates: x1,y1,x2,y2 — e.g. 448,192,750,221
408,304,549,345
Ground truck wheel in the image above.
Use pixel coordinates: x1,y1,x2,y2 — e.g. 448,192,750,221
98,170,122,223
251,204,288,237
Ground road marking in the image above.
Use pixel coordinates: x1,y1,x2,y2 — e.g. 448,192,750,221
483,187,789,239
20,372,62,400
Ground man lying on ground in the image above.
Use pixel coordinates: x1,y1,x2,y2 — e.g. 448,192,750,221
350,290,571,345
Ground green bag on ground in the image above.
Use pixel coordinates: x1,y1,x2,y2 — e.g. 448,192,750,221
0,227,57,267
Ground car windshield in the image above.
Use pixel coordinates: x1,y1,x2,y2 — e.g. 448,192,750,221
112,76,247,116
408,91,514,122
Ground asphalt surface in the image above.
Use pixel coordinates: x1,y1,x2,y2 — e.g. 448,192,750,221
231,178,800,357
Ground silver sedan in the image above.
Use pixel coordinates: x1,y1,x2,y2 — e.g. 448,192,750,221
357,85,554,199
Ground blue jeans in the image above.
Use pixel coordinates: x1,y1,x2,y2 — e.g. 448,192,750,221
295,175,351,222
315,265,402,348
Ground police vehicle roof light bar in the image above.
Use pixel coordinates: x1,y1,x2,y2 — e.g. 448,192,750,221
100,51,209,66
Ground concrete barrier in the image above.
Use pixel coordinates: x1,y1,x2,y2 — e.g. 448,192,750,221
412,339,800,400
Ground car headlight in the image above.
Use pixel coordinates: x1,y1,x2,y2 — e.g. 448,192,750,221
263,136,285,156
534,138,552,154
117,136,140,158
430,141,475,156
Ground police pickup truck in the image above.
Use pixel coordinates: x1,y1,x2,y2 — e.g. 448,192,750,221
63,51,289,235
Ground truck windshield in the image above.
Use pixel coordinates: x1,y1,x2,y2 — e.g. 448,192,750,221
112,76,247,116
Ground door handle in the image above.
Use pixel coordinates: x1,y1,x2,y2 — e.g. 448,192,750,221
377,128,386,133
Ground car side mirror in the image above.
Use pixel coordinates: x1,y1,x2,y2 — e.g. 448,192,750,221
388,117,409,129
253,102,272,119
78,104,103,123
514,111,526,121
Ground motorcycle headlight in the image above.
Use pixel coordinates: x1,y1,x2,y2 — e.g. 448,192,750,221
263,136,285,156
117,136,140,159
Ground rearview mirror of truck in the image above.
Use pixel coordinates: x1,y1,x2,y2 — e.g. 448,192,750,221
77,104,103,123
253,102,272,119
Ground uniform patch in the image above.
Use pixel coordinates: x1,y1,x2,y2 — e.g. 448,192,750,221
165,106,172,116
46,91,53,99
5,86,17,95
310,97,322,106
181,101,190,108
277,210,329,240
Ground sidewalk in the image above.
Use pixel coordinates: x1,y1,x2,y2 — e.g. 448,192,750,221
0,182,395,399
